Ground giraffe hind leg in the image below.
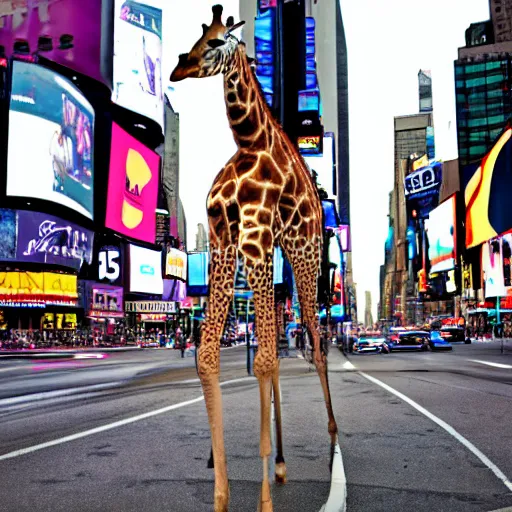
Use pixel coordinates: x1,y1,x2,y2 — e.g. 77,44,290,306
272,363,287,484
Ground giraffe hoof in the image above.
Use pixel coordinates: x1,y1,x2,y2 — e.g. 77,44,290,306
275,462,287,484
214,488,229,512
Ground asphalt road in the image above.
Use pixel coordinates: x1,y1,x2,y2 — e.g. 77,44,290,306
0,342,511,512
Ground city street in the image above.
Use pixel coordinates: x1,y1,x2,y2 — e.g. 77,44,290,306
0,343,512,511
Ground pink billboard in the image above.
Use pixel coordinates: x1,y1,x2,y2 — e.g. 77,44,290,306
0,0,107,85
106,122,159,243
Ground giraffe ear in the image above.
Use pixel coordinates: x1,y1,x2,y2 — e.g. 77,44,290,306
207,39,226,49
202,23,209,35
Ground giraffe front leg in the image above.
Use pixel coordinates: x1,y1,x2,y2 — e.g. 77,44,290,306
198,245,237,512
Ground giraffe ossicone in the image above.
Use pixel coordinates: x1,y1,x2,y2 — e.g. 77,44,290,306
170,5,339,511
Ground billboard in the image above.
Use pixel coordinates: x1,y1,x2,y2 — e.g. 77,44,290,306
7,61,95,219
90,285,124,318
129,244,163,294
16,210,93,270
163,279,186,302
165,248,187,280
112,0,164,127
0,0,106,84
482,239,505,298
465,127,512,249
106,123,159,243
187,252,209,296
97,245,123,286
405,161,442,219
425,195,456,275
0,271,78,305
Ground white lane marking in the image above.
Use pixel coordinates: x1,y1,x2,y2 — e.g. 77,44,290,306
360,371,512,492
342,361,356,371
469,360,512,369
0,376,256,462
319,439,347,512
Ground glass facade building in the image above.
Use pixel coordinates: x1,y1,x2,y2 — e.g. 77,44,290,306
455,55,512,166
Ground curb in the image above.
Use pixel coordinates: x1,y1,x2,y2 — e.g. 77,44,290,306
487,508,512,512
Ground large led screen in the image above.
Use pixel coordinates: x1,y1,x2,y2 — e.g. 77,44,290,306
16,211,93,270
7,61,94,219
0,0,105,84
112,0,164,127
465,127,512,249
0,209,17,261
482,239,505,299
425,195,456,275
187,252,209,296
106,123,159,243
129,244,163,294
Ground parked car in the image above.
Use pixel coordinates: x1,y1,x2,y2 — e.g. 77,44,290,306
387,331,430,352
353,337,390,354
429,331,453,351
439,326,470,344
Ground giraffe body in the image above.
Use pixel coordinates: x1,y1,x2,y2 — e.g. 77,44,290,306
170,6,338,510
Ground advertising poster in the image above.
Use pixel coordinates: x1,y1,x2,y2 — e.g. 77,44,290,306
0,0,106,84
0,271,77,304
465,127,512,249
16,210,93,270
163,279,186,302
129,244,163,294
106,123,159,243
97,244,123,286
187,252,209,296
0,209,17,260
404,161,442,219
425,195,456,275
482,239,505,298
165,248,187,280
7,61,94,219
91,285,124,318
112,0,163,127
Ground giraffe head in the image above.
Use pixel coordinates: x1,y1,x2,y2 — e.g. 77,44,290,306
170,4,245,82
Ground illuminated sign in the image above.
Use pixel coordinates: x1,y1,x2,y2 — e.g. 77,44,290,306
404,164,441,196
0,272,78,305
125,301,176,313
165,248,187,280
298,135,322,155
98,249,121,282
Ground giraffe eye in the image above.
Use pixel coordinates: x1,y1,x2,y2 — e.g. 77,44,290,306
207,39,226,49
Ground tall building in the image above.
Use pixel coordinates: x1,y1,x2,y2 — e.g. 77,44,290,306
455,3,512,167
490,0,512,42
364,291,373,328
195,223,207,252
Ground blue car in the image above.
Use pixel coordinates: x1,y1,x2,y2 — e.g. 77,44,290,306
387,331,430,352
430,331,453,351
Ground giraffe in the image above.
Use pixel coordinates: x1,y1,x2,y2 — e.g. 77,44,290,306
170,5,339,511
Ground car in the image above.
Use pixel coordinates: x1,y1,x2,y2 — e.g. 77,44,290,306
353,337,390,354
439,326,470,344
430,331,453,351
387,331,430,352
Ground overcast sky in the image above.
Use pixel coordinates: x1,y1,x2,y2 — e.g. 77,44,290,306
163,0,490,320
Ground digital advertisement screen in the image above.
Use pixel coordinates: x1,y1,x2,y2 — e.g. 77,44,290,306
91,286,124,316
0,271,78,305
97,245,123,286
482,239,505,298
112,0,164,127
425,195,456,275
129,244,163,294
163,279,186,302
0,0,105,84
106,123,159,243
8,61,94,219
465,127,512,249
187,252,209,296
165,248,187,281
16,210,93,270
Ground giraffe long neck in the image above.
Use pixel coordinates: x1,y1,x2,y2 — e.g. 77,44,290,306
223,47,274,149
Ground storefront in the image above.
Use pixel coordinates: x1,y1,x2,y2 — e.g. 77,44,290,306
125,300,179,336
84,283,125,341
